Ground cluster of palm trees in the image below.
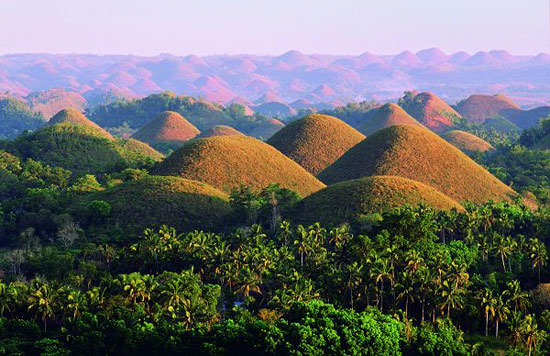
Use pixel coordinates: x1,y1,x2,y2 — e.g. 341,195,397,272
0,270,219,332
121,214,547,351
1,202,549,353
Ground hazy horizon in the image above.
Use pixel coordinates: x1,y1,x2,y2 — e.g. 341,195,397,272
1,0,548,56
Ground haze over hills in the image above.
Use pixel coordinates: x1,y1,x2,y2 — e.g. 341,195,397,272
2,49,550,111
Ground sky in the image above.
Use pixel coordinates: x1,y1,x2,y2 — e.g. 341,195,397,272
0,0,548,56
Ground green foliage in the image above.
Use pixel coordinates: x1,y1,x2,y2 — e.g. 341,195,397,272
86,92,280,139
0,98,45,139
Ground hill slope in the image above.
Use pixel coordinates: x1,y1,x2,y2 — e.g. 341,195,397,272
196,125,244,138
76,175,231,233
501,107,550,129
295,176,463,225
0,97,45,139
8,123,162,174
441,130,494,155
357,103,423,136
454,94,520,123
399,92,462,132
267,114,365,175
318,125,517,203
48,108,113,140
154,135,325,196
131,111,200,146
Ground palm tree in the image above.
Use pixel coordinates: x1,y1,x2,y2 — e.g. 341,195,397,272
494,234,514,273
0,282,18,317
161,277,187,318
396,271,416,319
64,289,86,321
528,238,547,283
294,225,313,267
236,266,262,298
493,294,509,338
371,257,393,312
344,262,363,309
478,288,496,337
404,249,424,274
439,279,464,318
522,314,546,356
503,280,530,313
507,312,524,349
27,281,58,332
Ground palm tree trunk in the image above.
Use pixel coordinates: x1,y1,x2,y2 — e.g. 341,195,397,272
495,319,499,338
501,254,506,273
421,298,425,323
405,297,409,319
485,311,489,337
380,280,384,312
447,303,451,318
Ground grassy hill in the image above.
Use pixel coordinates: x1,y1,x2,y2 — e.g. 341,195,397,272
131,111,200,147
500,106,550,129
75,175,232,233
318,125,517,203
441,130,494,155
294,175,463,225
7,122,162,175
48,108,113,140
454,94,520,124
196,125,244,138
481,116,520,133
154,135,325,197
398,91,463,132
357,103,423,136
247,118,285,140
0,97,45,139
267,114,365,175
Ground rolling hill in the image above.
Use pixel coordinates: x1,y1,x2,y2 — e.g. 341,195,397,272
318,125,517,203
398,91,463,132
48,108,113,140
76,175,231,233
500,106,550,129
454,94,520,123
267,114,365,175
441,130,494,155
356,103,422,136
0,97,45,139
196,125,244,138
131,111,200,146
294,175,463,225
8,121,162,175
154,135,325,197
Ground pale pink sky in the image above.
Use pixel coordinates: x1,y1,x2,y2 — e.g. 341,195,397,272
0,0,548,55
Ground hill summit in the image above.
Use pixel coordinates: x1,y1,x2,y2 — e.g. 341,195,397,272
295,175,463,225
318,125,517,203
454,94,520,123
154,135,325,197
131,111,200,146
196,125,244,138
357,103,423,136
48,108,113,140
267,114,365,175
399,91,462,132
441,130,494,155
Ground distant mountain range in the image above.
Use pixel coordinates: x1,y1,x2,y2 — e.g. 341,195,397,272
1,49,550,114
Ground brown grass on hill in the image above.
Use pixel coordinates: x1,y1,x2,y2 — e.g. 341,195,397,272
115,138,164,163
441,130,494,155
48,108,113,140
357,103,423,136
399,92,462,133
154,135,325,197
267,114,365,175
294,175,463,225
454,94,520,124
131,111,200,146
196,125,244,138
318,125,517,204
79,175,231,233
